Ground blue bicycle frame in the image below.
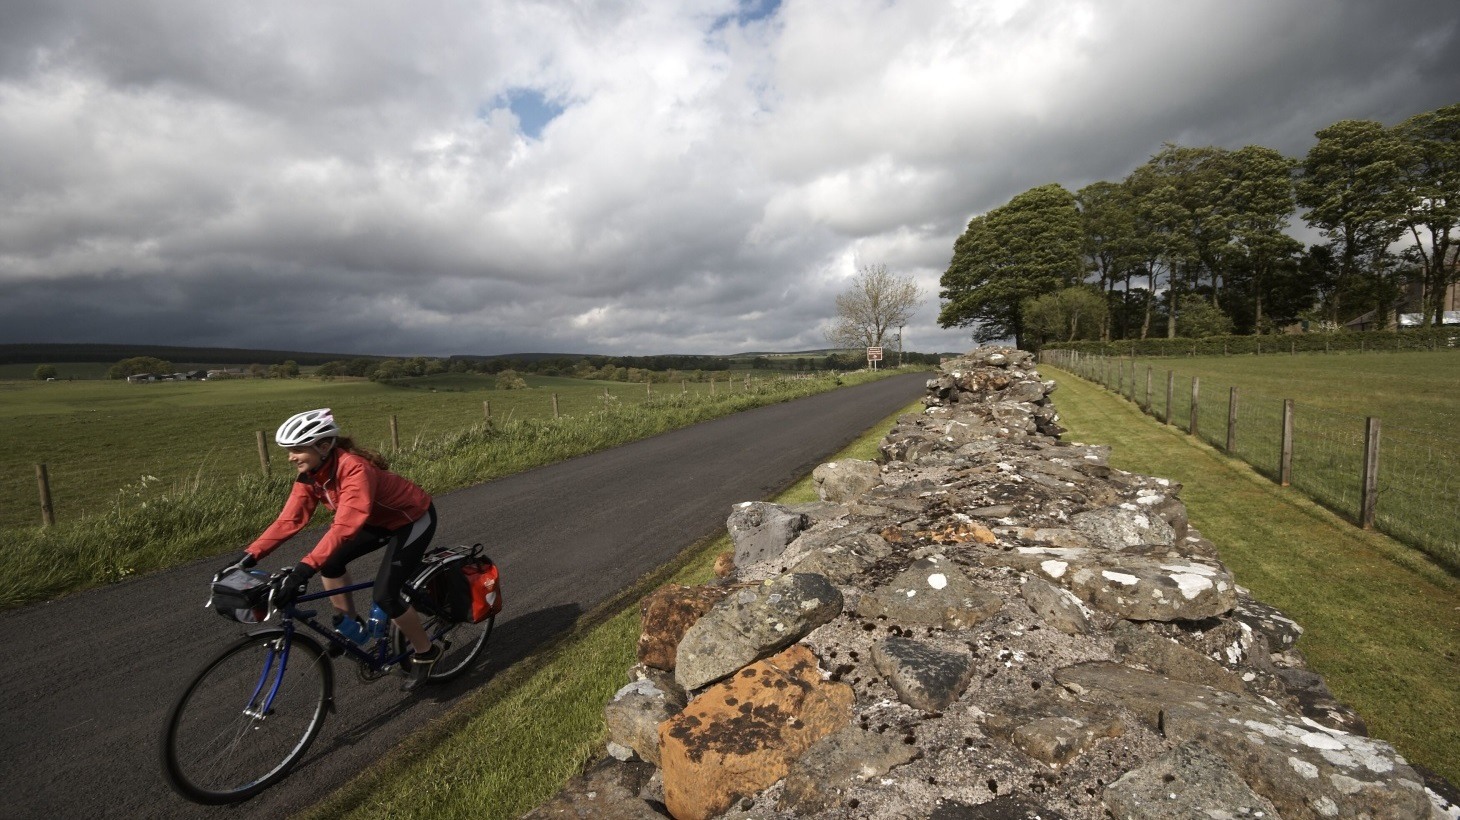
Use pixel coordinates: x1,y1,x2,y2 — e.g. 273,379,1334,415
243,580,415,717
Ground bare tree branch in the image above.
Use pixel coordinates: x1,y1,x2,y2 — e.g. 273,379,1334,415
824,264,924,351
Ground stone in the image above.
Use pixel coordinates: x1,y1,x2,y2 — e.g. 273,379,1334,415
658,645,854,820
1010,714,1123,769
727,501,808,567
520,757,662,819
928,796,1068,818
871,635,976,711
637,583,739,671
712,550,735,578
674,573,843,690
603,679,681,766
858,557,1004,630
1063,555,1237,621
1069,506,1176,550
812,459,882,502
1110,620,1245,694
1056,662,1436,820
1103,741,1280,819
1020,575,1091,635
778,725,920,813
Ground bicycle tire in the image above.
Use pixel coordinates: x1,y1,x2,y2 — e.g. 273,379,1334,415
161,630,334,804
391,613,493,684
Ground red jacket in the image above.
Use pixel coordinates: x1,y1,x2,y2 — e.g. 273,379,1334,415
245,450,432,571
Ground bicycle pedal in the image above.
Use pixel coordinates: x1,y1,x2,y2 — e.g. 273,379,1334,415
327,642,345,658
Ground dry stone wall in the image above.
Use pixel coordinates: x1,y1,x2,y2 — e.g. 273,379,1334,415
525,347,1459,820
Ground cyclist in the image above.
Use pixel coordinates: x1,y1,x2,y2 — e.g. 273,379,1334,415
217,408,442,691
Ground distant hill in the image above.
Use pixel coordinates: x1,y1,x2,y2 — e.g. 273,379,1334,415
0,343,387,367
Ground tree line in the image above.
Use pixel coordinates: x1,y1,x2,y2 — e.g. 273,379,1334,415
84,351,942,383
938,103,1459,348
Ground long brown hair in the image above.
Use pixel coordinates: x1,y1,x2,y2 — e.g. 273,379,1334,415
333,436,390,470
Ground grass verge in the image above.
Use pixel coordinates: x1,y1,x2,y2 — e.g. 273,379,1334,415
297,401,918,820
1043,365,1460,786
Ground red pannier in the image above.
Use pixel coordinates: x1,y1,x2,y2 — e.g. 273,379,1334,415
461,555,502,624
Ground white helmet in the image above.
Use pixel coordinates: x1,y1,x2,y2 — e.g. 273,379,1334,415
276,408,341,447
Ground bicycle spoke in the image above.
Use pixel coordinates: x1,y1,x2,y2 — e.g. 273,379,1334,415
163,634,332,803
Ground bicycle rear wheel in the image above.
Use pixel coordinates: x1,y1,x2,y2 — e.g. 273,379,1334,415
392,612,493,683
161,631,334,804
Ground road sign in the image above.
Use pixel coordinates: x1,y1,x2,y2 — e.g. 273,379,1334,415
866,347,883,361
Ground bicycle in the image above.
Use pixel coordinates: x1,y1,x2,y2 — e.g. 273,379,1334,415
161,544,498,805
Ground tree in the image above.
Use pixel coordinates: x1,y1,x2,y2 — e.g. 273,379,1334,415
939,183,1083,348
1175,294,1234,338
825,264,924,352
1076,180,1140,340
1220,145,1303,332
1297,120,1408,326
495,369,527,390
34,364,59,380
1394,103,1460,327
1022,286,1108,346
107,356,173,379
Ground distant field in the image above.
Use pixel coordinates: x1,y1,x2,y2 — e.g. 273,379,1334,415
0,374,739,531
1050,349,1460,570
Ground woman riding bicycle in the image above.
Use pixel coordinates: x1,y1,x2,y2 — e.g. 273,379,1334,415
218,408,442,691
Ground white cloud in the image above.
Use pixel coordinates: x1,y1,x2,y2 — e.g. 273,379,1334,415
0,0,1457,356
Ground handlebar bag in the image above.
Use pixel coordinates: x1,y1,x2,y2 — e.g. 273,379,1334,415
211,567,272,623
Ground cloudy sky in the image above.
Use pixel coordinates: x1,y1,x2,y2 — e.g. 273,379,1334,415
1,0,1457,358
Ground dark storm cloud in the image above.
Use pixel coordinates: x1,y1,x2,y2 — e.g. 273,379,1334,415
1,0,1456,357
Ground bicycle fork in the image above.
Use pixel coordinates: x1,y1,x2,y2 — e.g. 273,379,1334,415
242,638,291,720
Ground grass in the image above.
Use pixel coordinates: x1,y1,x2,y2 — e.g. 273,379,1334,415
1056,350,1460,572
297,400,918,820
1043,365,1460,787
0,370,913,609
0,372,806,532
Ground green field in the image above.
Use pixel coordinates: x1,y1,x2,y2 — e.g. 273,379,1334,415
0,372,769,532
1048,349,1460,570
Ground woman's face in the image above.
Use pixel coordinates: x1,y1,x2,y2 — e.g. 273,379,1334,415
286,442,330,473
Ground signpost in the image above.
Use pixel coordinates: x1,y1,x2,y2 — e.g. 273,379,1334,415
867,346,883,370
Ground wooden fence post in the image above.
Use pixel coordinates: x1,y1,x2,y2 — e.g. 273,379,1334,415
1145,367,1152,411
36,463,55,528
1361,417,1381,529
1226,387,1238,452
256,430,271,476
646,380,652,397
483,400,491,422
1190,376,1200,437
552,393,560,418
710,377,716,395
1165,371,1174,425
390,415,400,450
1279,399,1294,486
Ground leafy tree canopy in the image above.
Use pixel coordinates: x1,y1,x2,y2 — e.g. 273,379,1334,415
939,183,1083,348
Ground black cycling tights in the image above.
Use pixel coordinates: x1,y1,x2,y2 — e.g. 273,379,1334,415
317,504,438,618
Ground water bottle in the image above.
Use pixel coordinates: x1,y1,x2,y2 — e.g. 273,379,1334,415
367,604,390,639
332,612,369,646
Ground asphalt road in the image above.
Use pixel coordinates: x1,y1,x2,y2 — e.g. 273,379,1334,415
0,371,927,820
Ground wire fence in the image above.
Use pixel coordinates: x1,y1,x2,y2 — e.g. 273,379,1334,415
1041,349,1460,573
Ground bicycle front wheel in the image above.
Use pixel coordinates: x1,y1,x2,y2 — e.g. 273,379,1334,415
161,631,334,804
